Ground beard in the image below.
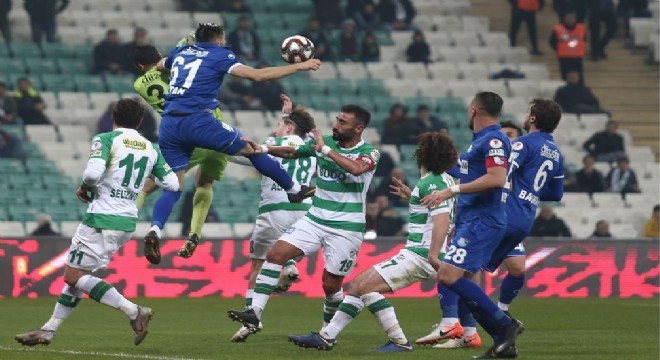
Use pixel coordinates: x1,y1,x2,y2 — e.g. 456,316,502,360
332,129,351,142
523,119,531,132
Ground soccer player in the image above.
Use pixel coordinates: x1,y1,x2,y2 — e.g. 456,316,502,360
143,23,321,264
227,105,380,338
15,99,179,346
287,132,458,352
231,94,317,342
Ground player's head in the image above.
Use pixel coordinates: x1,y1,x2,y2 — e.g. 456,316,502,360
276,105,316,138
469,92,503,130
132,45,162,73
616,155,630,169
414,132,458,174
500,121,523,141
17,77,31,91
112,98,144,129
195,23,226,45
526,98,562,133
332,104,371,142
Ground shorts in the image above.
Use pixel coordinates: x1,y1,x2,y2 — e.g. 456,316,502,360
250,210,307,260
484,225,528,273
374,249,436,291
443,218,506,273
66,224,132,272
159,111,246,172
280,216,363,277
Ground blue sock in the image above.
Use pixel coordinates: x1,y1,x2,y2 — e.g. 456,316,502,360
458,298,477,329
248,154,294,190
438,283,459,319
499,274,525,306
448,277,512,336
151,190,182,229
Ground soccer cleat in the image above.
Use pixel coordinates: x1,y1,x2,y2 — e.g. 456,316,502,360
15,329,55,346
227,308,261,329
287,185,316,203
144,231,161,265
415,322,465,345
433,333,482,349
231,322,263,342
274,264,299,293
130,306,154,346
494,319,524,355
178,233,199,258
371,340,413,352
288,332,336,350
472,344,518,359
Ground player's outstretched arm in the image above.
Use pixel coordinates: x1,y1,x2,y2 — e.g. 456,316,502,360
229,59,321,82
310,129,375,176
421,166,506,207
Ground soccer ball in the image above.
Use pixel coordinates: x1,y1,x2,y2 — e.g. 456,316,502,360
280,35,315,63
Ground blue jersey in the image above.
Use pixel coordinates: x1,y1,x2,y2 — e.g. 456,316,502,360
504,132,565,231
456,124,511,227
163,42,240,115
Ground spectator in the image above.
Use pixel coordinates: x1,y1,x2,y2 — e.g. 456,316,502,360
381,104,416,145
0,0,11,43
353,1,383,31
554,71,609,114
93,29,126,75
221,0,251,13
529,205,572,237
406,31,431,63
606,156,640,195
123,27,150,75
375,206,405,236
250,62,285,111
373,144,395,177
97,102,116,134
0,123,25,159
500,120,524,141
573,154,606,194
314,0,343,29
14,78,51,125
377,0,417,31
0,82,18,125
618,0,652,37
220,76,261,111
553,0,587,22
338,19,359,61
375,168,409,208
138,107,158,143
549,12,586,81
508,0,544,55
228,16,260,61
587,0,616,61
643,205,660,238
412,104,448,135
582,120,626,162
179,189,219,236
24,0,68,43
31,214,60,236
365,201,381,232
300,19,332,61
360,31,381,62
590,219,612,237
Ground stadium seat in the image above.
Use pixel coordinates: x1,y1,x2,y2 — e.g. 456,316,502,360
336,62,367,79
89,92,120,110
10,42,42,58
58,92,91,110
503,47,531,64
431,16,462,32
131,12,165,30
74,75,107,92
324,78,354,95
507,79,540,97
355,79,388,96
435,46,471,63
469,46,503,64
518,63,550,80
106,76,136,93
458,63,489,80
462,16,490,32
0,221,26,237
418,80,449,97
479,31,511,47
232,223,254,237
385,78,419,98
477,80,508,94
101,11,135,28
396,63,431,80
365,63,398,79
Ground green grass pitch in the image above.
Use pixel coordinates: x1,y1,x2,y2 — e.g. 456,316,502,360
0,296,657,359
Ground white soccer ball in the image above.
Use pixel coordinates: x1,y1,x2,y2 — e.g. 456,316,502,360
280,35,315,64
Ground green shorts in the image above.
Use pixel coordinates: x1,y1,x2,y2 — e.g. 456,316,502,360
185,108,229,181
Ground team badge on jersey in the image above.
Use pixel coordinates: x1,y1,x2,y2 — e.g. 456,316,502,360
494,157,505,165
456,237,469,247
489,139,503,149
91,141,102,150
512,141,524,151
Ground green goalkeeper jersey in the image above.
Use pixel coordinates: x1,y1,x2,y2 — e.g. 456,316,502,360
133,68,169,114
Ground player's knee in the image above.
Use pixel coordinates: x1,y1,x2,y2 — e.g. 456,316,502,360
236,144,255,157
508,267,526,278
62,269,82,287
265,249,287,265
437,268,460,286
322,279,342,296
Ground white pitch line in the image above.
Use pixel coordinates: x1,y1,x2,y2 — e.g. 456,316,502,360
0,346,205,360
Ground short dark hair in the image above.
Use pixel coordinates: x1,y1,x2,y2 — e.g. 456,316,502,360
106,29,118,37
583,154,595,162
286,105,316,137
500,121,523,137
112,98,144,129
341,104,371,127
132,45,161,68
617,155,629,163
415,132,458,174
653,204,659,212
389,103,407,115
195,23,225,42
417,104,429,112
530,98,562,133
473,92,503,117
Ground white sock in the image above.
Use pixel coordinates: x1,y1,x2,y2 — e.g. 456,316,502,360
286,183,302,194
251,262,282,319
498,301,510,311
245,289,254,308
362,292,408,345
42,285,83,332
150,225,162,238
75,275,139,319
464,326,477,337
440,317,459,327
321,295,363,340
322,290,344,328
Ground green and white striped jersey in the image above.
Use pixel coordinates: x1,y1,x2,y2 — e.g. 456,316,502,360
296,135,379,232
405,172,455,258
82,128,174,232
259,135,316,214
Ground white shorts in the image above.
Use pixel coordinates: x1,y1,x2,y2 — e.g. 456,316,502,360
373,249,436,291
250,210,307,260
66,224,132,272
280,216,363,277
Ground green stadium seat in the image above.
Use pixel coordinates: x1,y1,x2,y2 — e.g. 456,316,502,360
106,76,135,93
369,94,400,113
0,125,24,140
282,13,309,30
324,78,354,95
0,58,27,73
373,31,394,46
403,97,434,112
56,58,89,74
72,44,94,59
222,13,252,30
355,79,388,96
310,95,341,112
253,12,284,29
9,206,40,222
10,42,42,58
73,75,107,92
41,43,77,59
0,43,10,58
0,208,9,221
24,57,58,75
293,79,326,96
399,145,417,162
436,97,466,113
41,74,76,92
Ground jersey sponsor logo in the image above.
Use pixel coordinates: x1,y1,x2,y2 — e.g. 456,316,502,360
318,168,348,181
228,54,236,59
459,159,468,174
89,150,102,157
140,72,162,84
123,138,147,151
489,139,503,149
91,141,102,150
540,144,561,161
488,149,505,157
428,184,437,191
512,141,524,151
179,48,209,57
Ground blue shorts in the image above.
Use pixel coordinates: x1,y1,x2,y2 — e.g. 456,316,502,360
158,111,246,172
443,218,506,273
484,225,528,273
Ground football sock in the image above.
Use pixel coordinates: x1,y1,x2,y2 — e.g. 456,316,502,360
245,289,254,308
321,294,363,340
458,297,477,329
438,283,459,326
449,278,511,339
75,275,139,320
251,262,282,318
362,292,408,345
136,192,146,210
283,259,297,268
42,285,83,332
247,154,295,191
190,185,213,237
499,273,525,309
150,225,162,238
323,290,344,327
151,190,182,230
464,327,478,337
